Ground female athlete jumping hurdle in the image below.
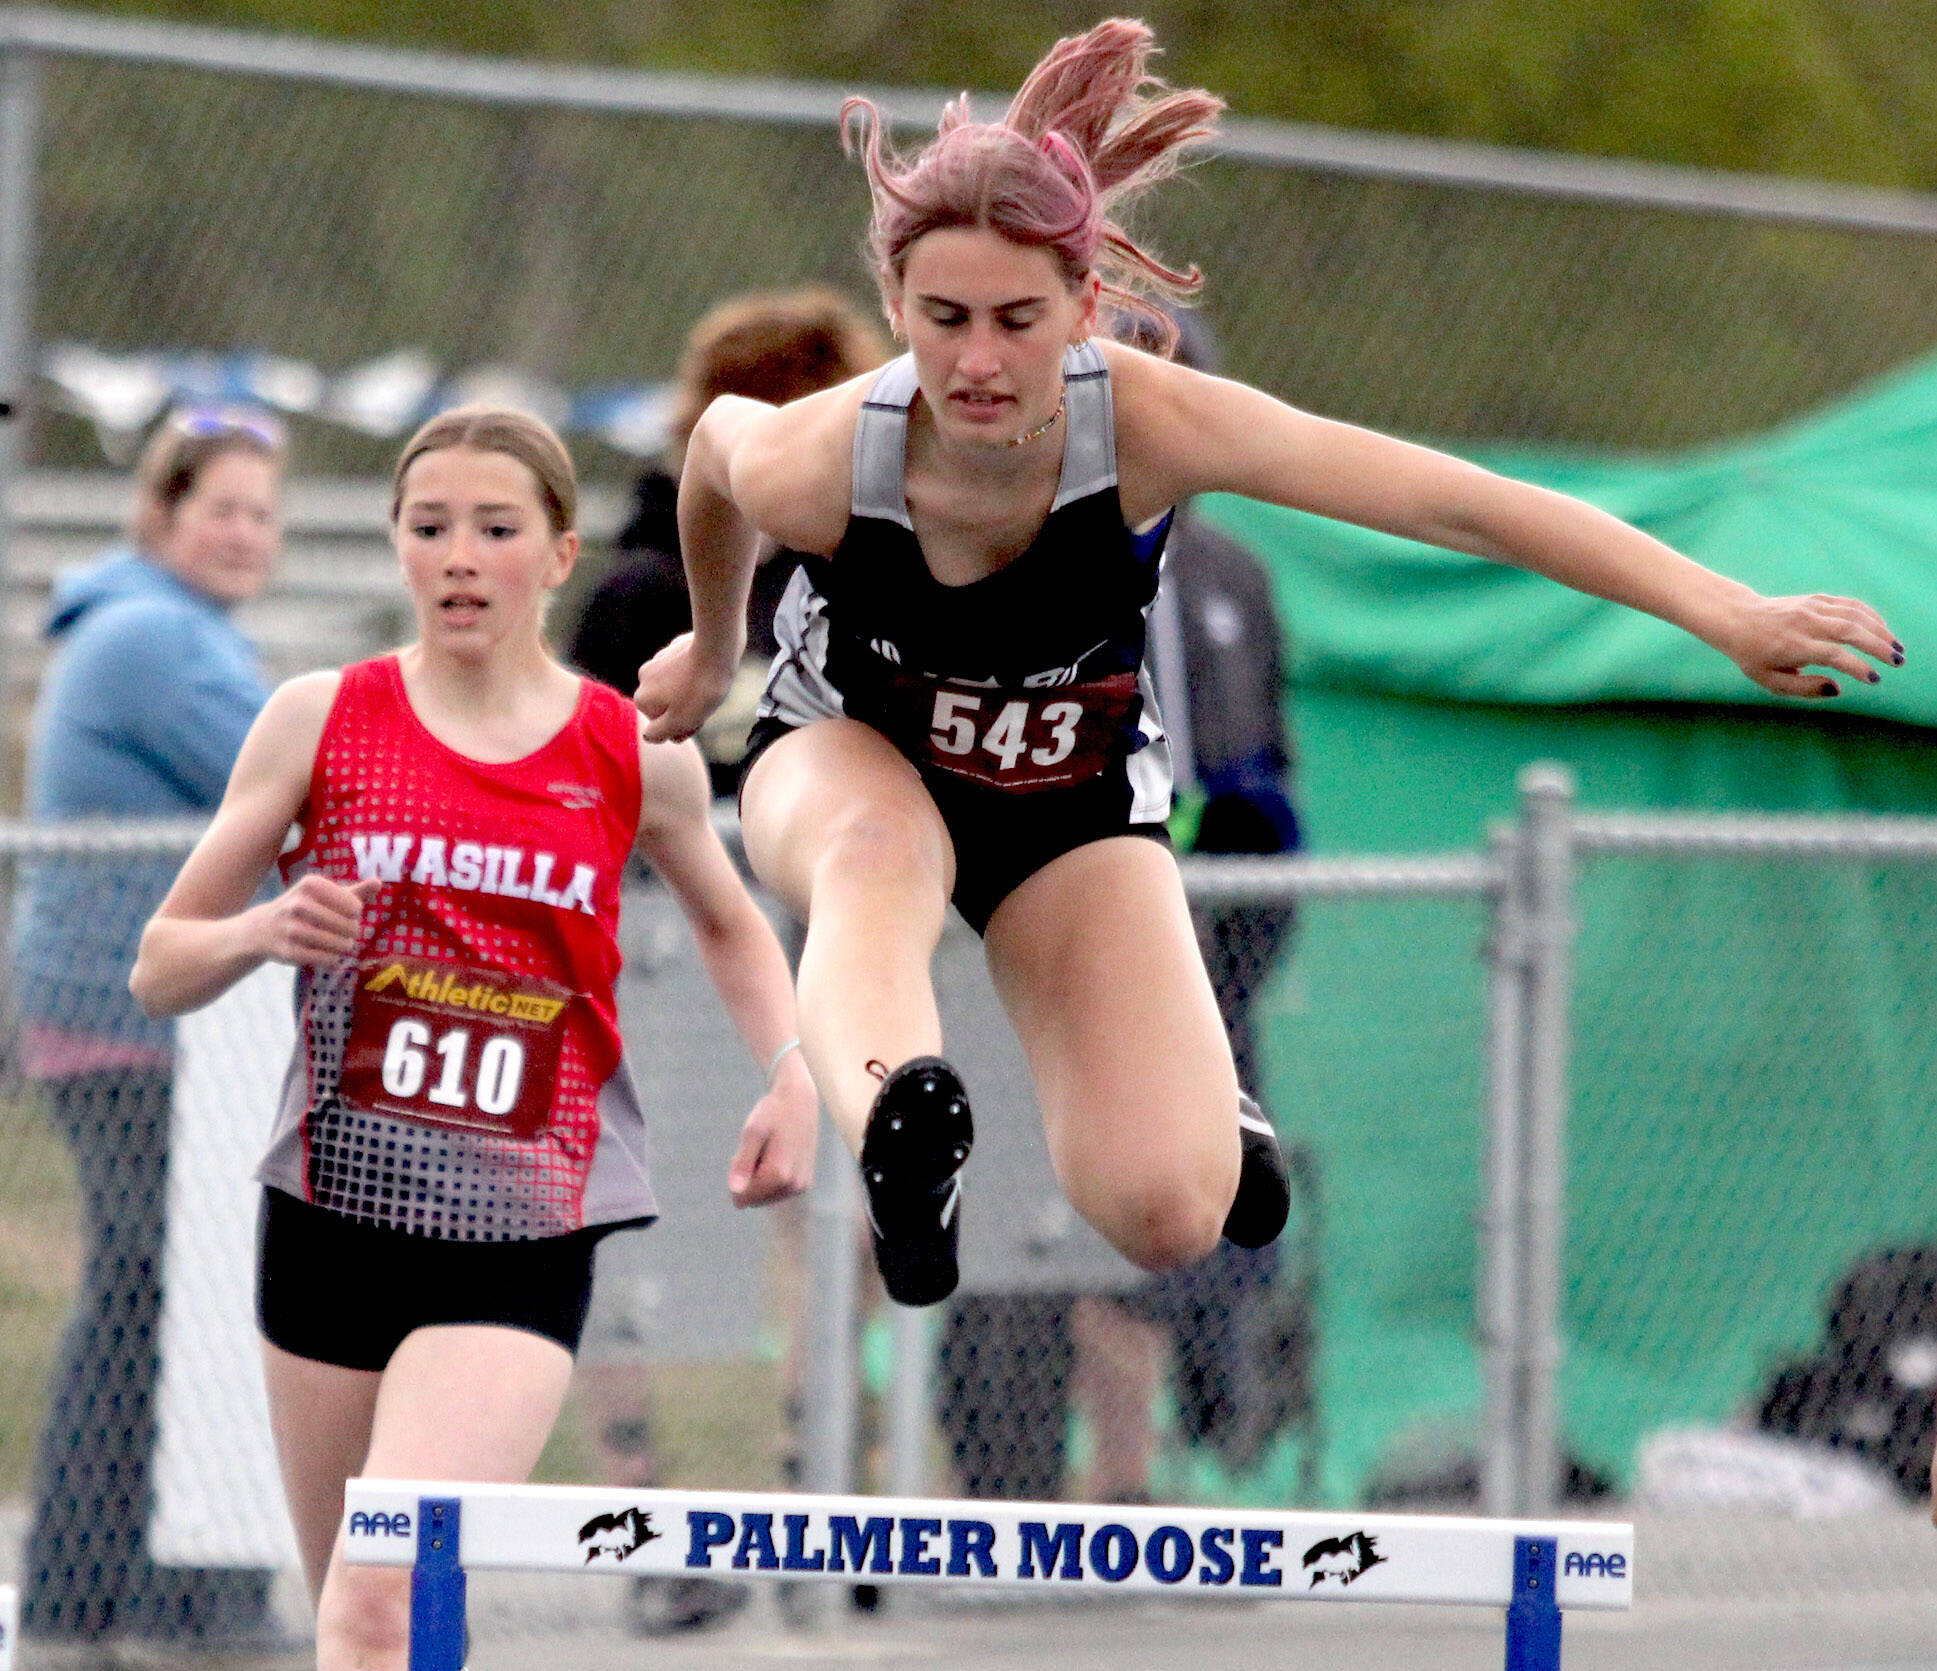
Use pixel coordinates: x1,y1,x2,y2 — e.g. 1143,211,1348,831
634,17,1900,1308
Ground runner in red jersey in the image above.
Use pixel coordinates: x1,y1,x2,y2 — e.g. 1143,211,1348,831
267,650,653,1239
132,406,817,1671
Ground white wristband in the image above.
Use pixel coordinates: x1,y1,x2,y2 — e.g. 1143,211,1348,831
765,1037,803,1088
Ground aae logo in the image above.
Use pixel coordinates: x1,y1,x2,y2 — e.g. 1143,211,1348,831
348,1511,414,1539
1563,1551,1627,1579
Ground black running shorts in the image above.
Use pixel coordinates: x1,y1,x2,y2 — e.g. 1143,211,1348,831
255,1187,610,1371
742,715,1171,935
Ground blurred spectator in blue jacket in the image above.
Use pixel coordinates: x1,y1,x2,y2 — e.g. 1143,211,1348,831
13,407,286,1657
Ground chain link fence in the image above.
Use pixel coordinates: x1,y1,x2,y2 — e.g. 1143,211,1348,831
0,822,1480,1654
4,7,1937,482
0,8,1935,1661
3,794,1937,1655
37,48,1937,461
1566,809,1937,1594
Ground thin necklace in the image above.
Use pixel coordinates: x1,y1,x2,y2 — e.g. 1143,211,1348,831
1006,394,1065,448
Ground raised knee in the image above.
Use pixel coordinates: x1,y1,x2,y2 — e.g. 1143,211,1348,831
814,804,944,891
1105,1175,1226,1274
320,1565,412,1664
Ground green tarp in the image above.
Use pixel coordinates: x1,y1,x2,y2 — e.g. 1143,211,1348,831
1204,345,1937,723
1194,352,1937,1507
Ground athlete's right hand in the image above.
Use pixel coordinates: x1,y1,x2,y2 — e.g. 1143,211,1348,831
635,632,740,744
250,875,382,968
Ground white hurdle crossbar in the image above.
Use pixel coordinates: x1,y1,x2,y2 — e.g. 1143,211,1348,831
345,1480,1631,1670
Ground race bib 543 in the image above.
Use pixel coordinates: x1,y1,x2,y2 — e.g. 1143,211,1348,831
891,671,1140,793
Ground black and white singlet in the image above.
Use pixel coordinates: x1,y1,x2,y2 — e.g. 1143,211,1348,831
750,341,1176,932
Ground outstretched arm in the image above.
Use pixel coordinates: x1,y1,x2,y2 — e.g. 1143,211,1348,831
633,734,818,1207
130,673,380,1017
1116,348,1900,698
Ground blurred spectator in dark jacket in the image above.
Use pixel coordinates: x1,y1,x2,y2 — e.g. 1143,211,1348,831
564,287,891,1639
1106,304,1307,1494
13,407,285,1656
566,287,890,793
1143,304,1301,1087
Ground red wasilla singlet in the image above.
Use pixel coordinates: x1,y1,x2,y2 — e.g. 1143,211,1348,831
256,655,656,1240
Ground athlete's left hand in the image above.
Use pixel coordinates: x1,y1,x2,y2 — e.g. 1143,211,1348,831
728,1056,819,1208
1714,591,1902,698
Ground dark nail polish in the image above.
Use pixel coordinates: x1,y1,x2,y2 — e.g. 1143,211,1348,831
1894,651,1906,666
1822,682,1840,698
1893,640,1905,653
1870,670,1883,684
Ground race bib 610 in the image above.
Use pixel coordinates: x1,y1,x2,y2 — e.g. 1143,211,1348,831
338,958,575,1139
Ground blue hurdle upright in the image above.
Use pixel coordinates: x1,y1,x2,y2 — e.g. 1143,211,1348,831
343,1478,1633,1671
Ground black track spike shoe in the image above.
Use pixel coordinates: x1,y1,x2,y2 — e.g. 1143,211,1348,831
1223,1094,1291,1249
858,1056,973,1307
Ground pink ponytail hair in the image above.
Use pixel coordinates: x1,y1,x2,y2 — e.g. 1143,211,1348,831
842,18,1223,352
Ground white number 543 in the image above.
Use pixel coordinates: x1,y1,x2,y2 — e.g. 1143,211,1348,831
929,691,1082,771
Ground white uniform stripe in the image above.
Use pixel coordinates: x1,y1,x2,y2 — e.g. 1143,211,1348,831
756,566,847,729
1050,340,1118,510
851,359,920,528
1128,663,1176,826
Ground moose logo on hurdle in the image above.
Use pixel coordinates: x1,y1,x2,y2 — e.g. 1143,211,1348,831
576,1506,662,1564
1300,1530,1388,1589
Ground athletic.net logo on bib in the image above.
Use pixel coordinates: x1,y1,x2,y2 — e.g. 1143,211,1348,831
338,958,577,1139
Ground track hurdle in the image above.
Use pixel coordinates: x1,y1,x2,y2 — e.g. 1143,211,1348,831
344,1479,1631,1669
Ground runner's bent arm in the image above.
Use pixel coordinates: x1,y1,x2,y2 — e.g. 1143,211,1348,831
636,382,860,743
1108,345,1899,698
634,735,818,1206
131,674,376,1018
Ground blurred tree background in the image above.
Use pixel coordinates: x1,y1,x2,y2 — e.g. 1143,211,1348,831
57,0,1937,187
29,1,1937,476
